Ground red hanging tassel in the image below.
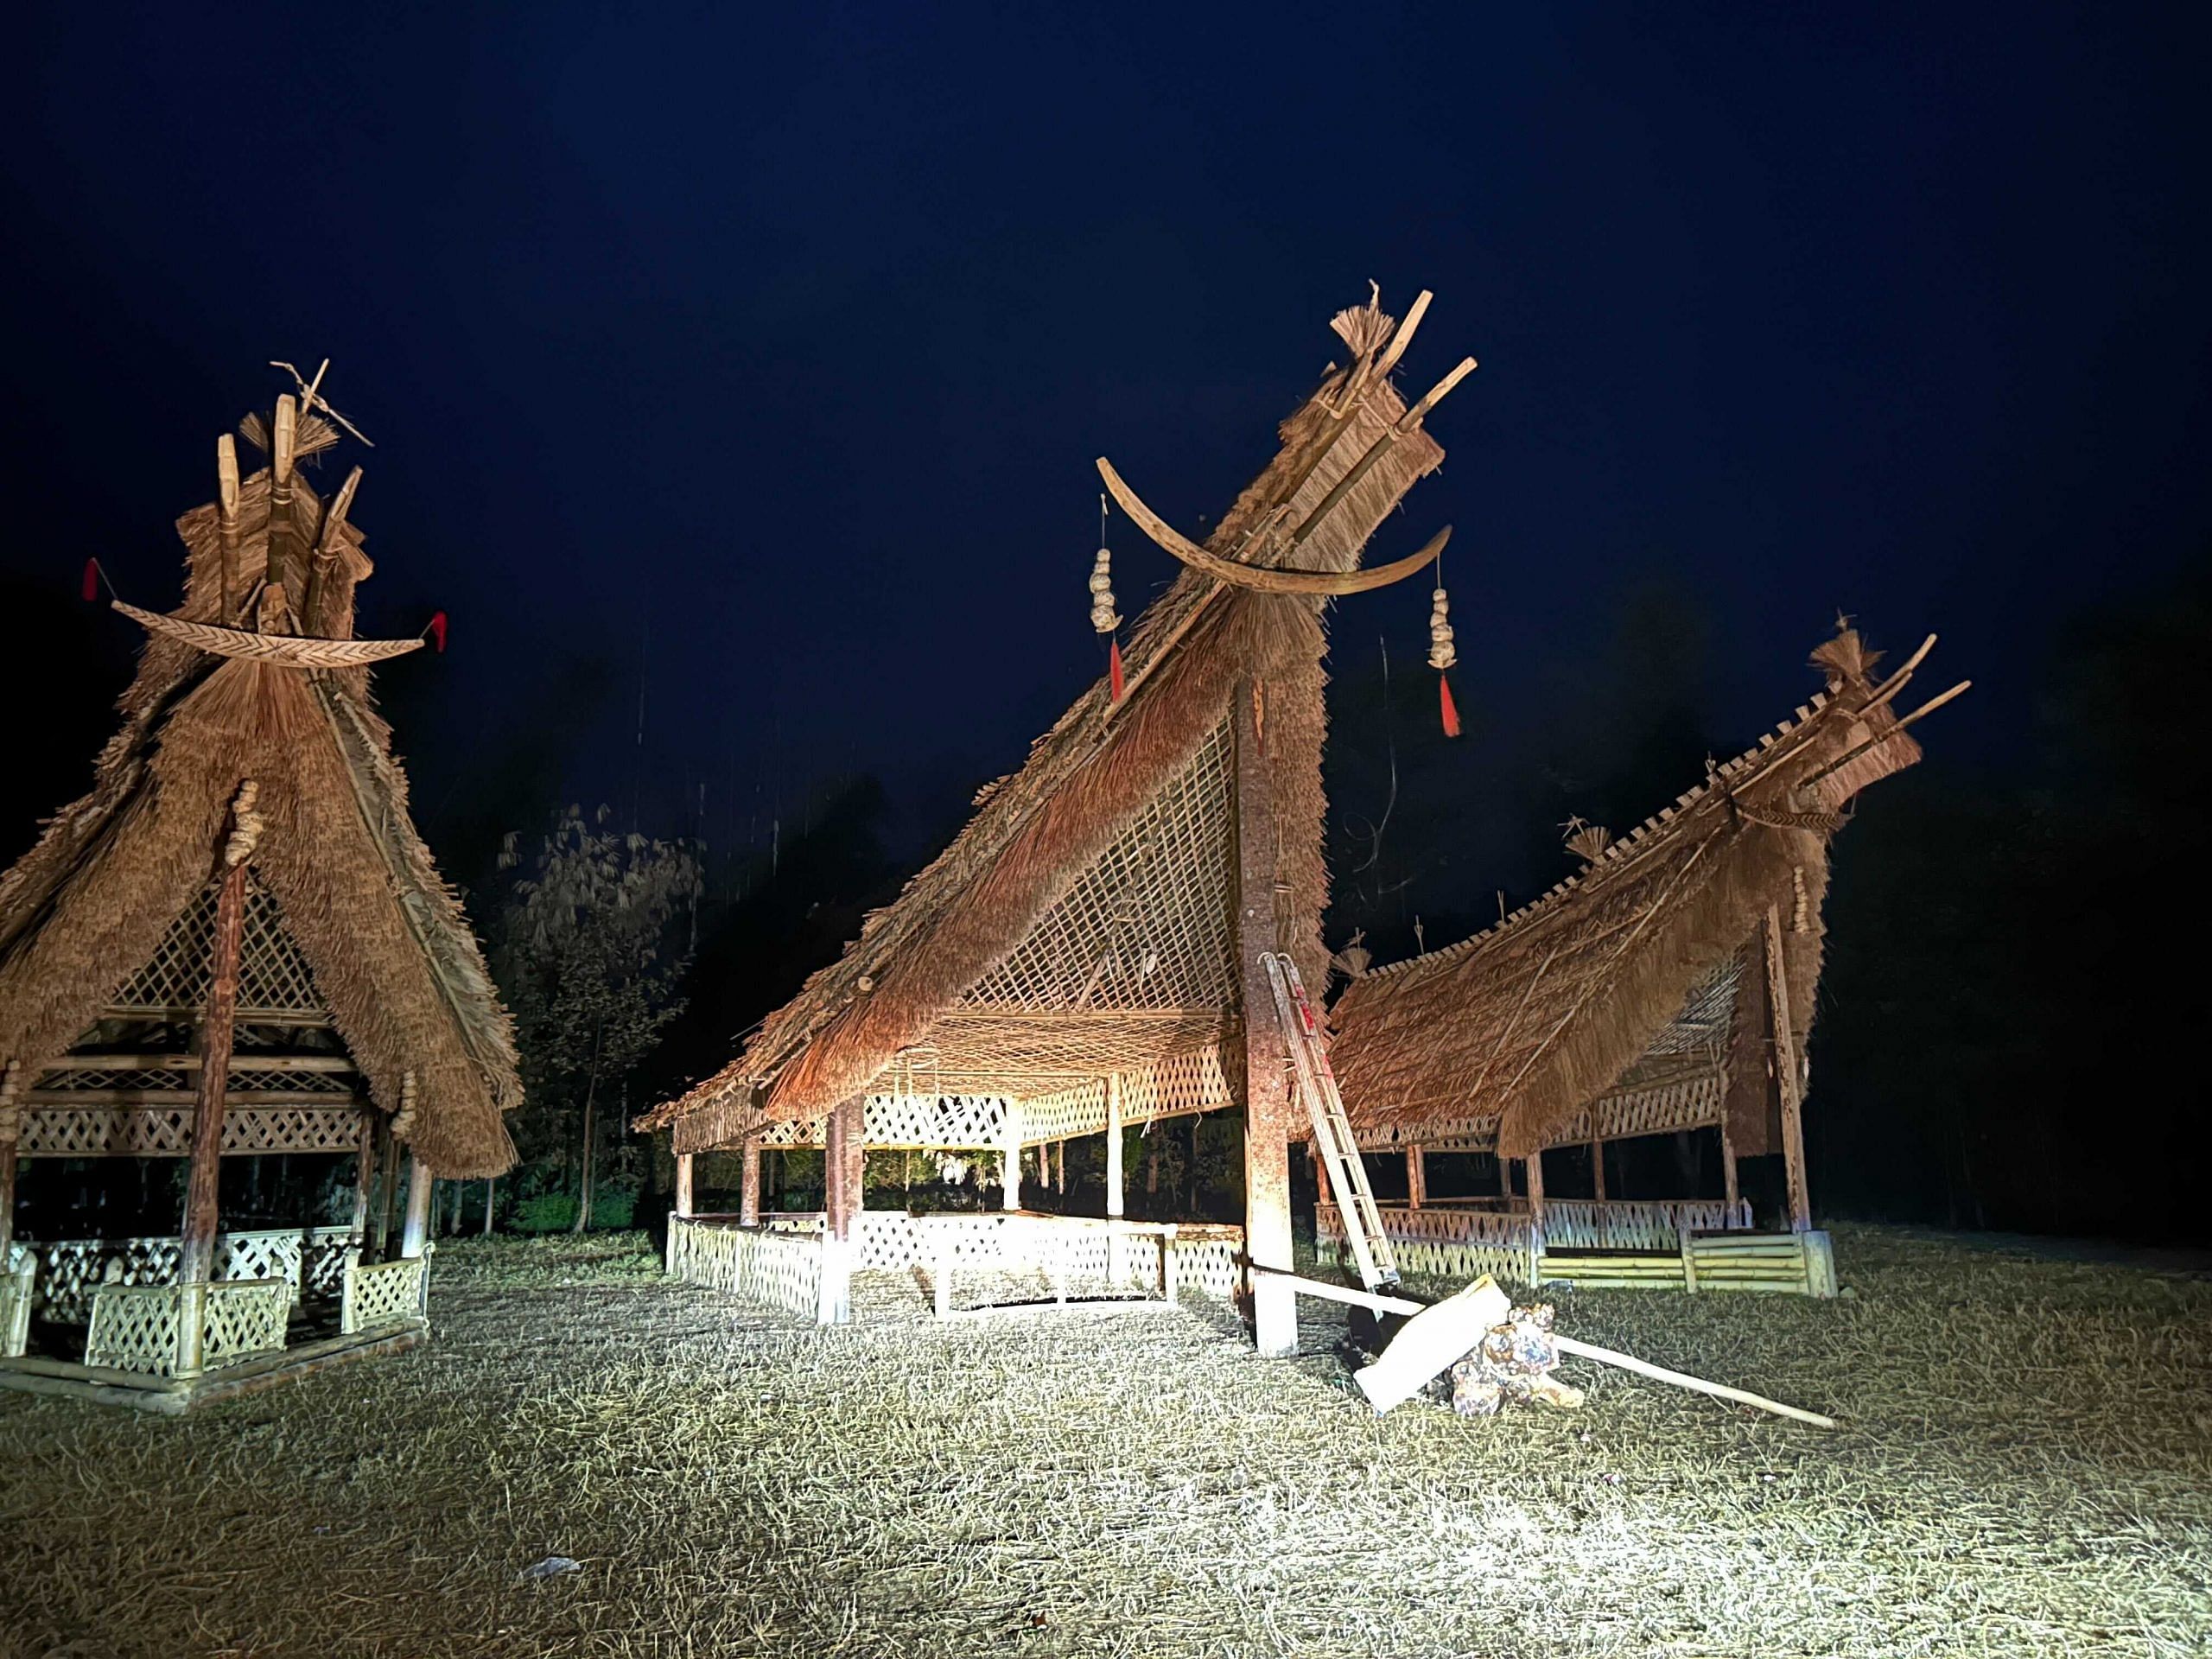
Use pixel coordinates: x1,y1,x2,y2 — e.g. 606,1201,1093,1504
427,610,448,653
1108,637,1125,702
1439,673,1462,739
81,558,100,603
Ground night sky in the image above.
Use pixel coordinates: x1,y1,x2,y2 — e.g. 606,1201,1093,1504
4,7,2209,1232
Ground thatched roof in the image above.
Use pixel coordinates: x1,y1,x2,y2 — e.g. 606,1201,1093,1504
1329,626,1946,1159
0,404,520,1176
645,293,1459,1150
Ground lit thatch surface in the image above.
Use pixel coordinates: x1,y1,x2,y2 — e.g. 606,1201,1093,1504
3,1228,2207,1656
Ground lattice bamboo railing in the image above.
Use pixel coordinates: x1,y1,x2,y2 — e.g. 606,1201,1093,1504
912,1212,1246,1314
84,1279,291,1376
667,1217,823,1319
341,1256,429,1333
24,1227,356,1323
1319,1198,1764,1287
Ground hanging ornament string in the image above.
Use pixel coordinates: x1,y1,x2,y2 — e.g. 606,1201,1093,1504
1427,548,1461,739
1091,492,1124,702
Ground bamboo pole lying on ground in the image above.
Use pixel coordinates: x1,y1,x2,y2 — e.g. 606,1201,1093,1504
1551,1334,1837,1429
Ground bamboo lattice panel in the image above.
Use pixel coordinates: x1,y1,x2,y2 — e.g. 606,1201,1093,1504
199,1280,291,1367
16,1101,365,1158
1319,1201,1534,1284
1541,1198,1751,1250
106,874,331,1020
667,1219,823,1319
28,1229,320,1323
84,1282,188,1374
1019,1046,1236,1146
1552,1069,1726,1147
342,1257,426,1332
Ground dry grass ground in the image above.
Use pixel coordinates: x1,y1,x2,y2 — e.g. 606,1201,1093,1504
2,1224,2208,1659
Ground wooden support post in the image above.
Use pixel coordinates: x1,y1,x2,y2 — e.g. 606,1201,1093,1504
399,1155,432,1259
1524,1150,1547,1285
739,1137,761,1224
1001,1115,1023,1213
1234,679,1296,1357
1404,1144,1426,1210
1591,1137,1607,1202
178,858,249,1291
675,1151,697,1221
0,1060,21,1267
820,1096,862,1325
1104,1075,1125,1283
1764,906,1813,1232
482,1176,496,1236
1499,1151,1514,1198
372,1116,400,1262
1719,1111,1740,1214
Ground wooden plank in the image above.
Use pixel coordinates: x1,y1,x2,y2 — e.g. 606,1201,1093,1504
1353,1274,1511,1412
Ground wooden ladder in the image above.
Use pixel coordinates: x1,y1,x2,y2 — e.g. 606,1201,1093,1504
1262,953,1400,1290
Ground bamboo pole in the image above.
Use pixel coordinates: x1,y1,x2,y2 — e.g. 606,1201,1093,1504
676,1151,697,1221
1553,1334,1836,1428
399,1156,432,1259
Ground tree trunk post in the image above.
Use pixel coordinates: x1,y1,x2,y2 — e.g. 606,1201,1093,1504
179,857,250,1296
1404,1144,1426,1210
740,1138,761,1224
819,1097,862,1325
1591,1137,1607,1203
482,1176,497,1236
1001,1122,1023,1213
1764,906,1813,1232
0,1060,22,1268
1234,679,1297,1357
1104,1075,1126,1282
399,1155,433,1259
1524,1150,1548,1286
675,1151,697,1221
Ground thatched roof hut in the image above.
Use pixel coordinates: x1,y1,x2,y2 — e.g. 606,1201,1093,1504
643,291,1459,1157
643,292,1471,1344
0,398,519,1179
1329,626,1950,1168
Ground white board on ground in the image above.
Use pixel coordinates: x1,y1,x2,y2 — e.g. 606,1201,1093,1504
1354,1274,1510,1414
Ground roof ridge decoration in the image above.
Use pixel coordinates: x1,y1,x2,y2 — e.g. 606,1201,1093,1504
0,366,520,1176
645,289,1471,1146
1327,623,1966,1159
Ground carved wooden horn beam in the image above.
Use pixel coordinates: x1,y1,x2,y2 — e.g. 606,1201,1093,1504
1095,457,1450,596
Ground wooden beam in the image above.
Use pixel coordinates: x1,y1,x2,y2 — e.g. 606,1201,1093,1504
1405,1143,1426,1210
737,1139,760,1224
39,1052,356,1073
215,433,241,623
350,1109,378,1242
1235,679,1296,1357
676,1150,697,1221
1765,906,1813,1231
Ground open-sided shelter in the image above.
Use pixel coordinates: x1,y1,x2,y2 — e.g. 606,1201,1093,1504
0,384,519,1409
1323,626,1960,1295
641,291,1470,1350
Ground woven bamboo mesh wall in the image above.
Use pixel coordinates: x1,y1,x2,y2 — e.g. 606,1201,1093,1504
930,719,1236,1090
106,875,328,1019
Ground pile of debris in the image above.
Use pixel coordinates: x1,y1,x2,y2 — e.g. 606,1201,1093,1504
1344,1274,1834,1427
